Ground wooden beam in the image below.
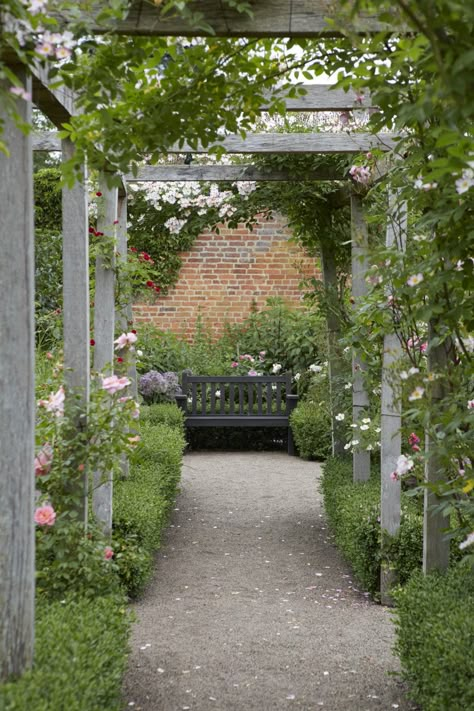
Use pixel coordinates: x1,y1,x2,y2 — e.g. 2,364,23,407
0,69,35,681
380,191,406,605
92,0,390,37
33,131,398,154
350,192,371,482
264,84,372,111
92,174,118,537
61,138,90,523
126,164,346,182
32,65,76,128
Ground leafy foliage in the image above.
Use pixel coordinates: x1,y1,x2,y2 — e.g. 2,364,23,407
394,564,474,711
0,594,130,711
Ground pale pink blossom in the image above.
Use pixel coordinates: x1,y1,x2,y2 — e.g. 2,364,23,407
131,402,140,419
349,165,371,185
114,332,138,350
101,375,131,394
104,546,114,560
407,273,424,287
38,386,65,416
231,361,239,368
468,400,474,410
9,86,32,101
248,369,258,376
395,454,414,476
35,444,53,477
34,504,56,527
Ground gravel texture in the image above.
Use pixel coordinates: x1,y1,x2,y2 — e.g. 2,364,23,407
123,451,415,711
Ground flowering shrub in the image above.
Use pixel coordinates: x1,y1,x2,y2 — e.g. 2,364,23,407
138,370,181,404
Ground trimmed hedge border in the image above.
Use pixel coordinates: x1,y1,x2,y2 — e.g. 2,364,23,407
321,456,424,597
394,564,474,710
0,595,130,711
113,406,186,597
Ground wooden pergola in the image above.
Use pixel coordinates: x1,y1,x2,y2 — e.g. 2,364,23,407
0,0,445,680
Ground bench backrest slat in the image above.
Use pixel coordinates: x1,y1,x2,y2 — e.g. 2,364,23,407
276,382,282,414
192,381,198,415
229,383,235,414
247,382,253,414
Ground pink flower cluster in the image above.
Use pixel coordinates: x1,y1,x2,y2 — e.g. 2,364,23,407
408,432,421,452
35,444,53,476
390,454,414,482
38,386,65,416
104,546,114,560
349,165,371,185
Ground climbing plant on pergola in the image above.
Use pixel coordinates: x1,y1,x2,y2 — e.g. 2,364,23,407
1,0,469,682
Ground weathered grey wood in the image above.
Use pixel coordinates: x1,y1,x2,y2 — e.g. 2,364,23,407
423,322,451,573
33,131,398,154
0,69,35,681
92,174,118,537
62,138,90,521
380,192,406,604
92,0,391,37
350,193,371,482
320,241,345,456
126,164,345,182
32,64,76,127
263,84,372,111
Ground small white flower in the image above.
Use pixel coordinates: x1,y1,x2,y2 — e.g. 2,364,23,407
335,413,345,421
309,364,323,373
350,423,358,429
375,427,381,433
407,273,424,287
408,367,420,376
409,386,425,401
294,373,301,381
360,424,369,431
400,371,409,380
362,417,371,424
272,363,282,374
351,440,359,446
344,443,351,450
215,390,221,398
366,445,373,451
344,383,352,390
136,349,143,357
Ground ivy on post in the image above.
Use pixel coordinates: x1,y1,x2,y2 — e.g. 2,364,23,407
61,138,90,523
92,172,118,536
0,69,35,681
350,191,370,482
380,191,406,605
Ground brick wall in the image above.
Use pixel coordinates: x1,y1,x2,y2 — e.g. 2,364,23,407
133,213,320,339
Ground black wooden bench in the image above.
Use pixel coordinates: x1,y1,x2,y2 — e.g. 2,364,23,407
175,372,298,455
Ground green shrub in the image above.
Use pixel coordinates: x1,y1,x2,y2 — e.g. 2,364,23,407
394,564,474,711
290,400,331,460
113,421,185,597
0,594,130,711
140,402,185,433
321,457,424,596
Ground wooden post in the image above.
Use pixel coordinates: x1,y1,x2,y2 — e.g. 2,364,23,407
423,321,451,573
380,192,406,604
0,69,35,680
62,138,90,523
350,192,370,482
92,173,118,536
320,241,345,455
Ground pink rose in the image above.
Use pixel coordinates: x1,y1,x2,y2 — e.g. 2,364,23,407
114,332,138,350
37,386,65,416
34,504,56,526
104,546,114,560
248,369,258,376
34,444,53,476
101,375,131,394
231,362,239,368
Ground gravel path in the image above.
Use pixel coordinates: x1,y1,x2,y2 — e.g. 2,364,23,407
123,452,414,711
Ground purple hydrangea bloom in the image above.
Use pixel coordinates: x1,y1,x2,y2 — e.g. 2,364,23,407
138,370,181,403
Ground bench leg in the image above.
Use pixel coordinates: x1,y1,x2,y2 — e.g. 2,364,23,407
288,427,296,456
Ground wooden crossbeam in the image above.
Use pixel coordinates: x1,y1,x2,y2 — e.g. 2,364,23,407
33,131,398,154
93,0,391,38
267,84,372,111
32,65,76,128
125,164,346,182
